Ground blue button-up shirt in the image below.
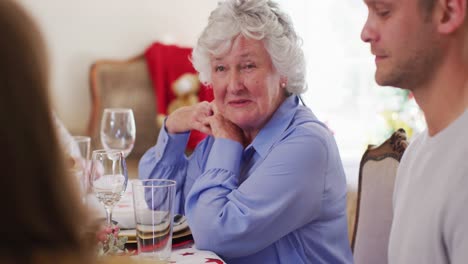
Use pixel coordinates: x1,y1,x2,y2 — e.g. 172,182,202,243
139,96,353,263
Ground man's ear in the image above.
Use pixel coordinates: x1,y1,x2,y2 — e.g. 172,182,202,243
435,0,467,34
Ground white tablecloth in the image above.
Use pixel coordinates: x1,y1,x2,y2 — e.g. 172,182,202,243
169,244,225,264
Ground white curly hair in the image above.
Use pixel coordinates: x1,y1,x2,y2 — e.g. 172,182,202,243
191,0,307,95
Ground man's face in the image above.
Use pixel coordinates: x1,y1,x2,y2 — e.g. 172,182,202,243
361,0,442,89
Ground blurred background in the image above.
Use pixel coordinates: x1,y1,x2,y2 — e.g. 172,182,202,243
18,0,425,186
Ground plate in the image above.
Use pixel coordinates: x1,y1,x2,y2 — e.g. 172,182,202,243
120,215,191,244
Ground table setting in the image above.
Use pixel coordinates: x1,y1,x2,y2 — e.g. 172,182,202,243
87,179,225,263
80,107,225,263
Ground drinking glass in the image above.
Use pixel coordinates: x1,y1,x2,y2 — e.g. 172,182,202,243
132,179,176,261
100,108,136,157
90,149,128,227
70,136,91,201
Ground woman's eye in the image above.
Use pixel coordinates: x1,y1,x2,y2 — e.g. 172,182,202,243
215,65,226,72
242,63,256,70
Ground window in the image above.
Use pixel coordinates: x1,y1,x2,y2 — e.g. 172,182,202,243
278,0,425,186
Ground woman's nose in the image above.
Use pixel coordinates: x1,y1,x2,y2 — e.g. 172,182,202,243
227,70,243,93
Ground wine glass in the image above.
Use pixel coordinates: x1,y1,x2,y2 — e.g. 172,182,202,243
100,108,136,157
90,149,128,227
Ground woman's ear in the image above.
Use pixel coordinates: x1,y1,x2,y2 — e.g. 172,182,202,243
436,0,467,34
279,76,288,88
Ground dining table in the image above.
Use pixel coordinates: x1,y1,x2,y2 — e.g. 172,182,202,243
88,179,226,264
123,242,225,264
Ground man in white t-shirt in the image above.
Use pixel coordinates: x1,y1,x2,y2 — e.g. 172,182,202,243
360,0,468,263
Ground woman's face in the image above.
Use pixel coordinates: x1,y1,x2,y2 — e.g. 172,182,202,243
210,35,286,134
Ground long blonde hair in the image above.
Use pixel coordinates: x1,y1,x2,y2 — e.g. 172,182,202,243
0,0,93,262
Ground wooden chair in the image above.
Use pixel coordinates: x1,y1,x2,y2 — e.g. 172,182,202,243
351,128,408,264
88,54,160,177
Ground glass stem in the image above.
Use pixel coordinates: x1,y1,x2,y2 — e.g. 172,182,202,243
105,207,113,227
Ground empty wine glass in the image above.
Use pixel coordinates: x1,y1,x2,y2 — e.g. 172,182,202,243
90,149,128,227
100,108,136,157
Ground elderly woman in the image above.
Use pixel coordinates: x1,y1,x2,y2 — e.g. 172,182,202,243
139,0,353,263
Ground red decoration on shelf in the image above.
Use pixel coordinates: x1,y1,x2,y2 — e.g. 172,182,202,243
144,42,214,151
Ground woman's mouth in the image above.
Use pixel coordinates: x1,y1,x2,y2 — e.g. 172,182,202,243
228,99,251,107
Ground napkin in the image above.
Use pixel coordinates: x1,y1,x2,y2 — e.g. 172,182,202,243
112,183,135,229
86,181,136,229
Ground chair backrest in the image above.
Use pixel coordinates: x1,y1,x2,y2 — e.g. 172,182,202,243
87,54,160,162
352,128,408,264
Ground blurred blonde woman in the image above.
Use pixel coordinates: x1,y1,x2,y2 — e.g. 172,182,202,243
0,1,156,263
0,0,96,263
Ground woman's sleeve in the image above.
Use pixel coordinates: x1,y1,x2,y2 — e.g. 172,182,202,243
138,126,192,214
185,130,329,258
52,112,80,157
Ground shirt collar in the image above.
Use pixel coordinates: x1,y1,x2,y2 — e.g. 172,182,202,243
246,95,299,158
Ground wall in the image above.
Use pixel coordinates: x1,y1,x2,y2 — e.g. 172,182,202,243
18,0,218,134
